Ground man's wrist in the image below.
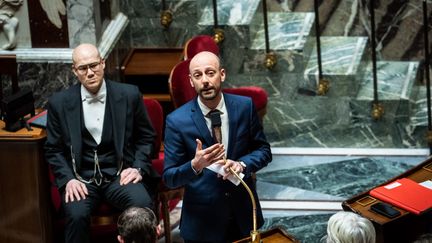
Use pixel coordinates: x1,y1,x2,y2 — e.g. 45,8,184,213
134,167,143,176
191,163,202,175
238,161,246,169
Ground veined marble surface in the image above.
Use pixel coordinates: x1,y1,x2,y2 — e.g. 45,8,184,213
299,37,368,96
350,61,420,123
304,36,367,79
250,12,315,51
198,0,261,25
121,0,199,47
356,61,419,101
257,155,418,201
67,0,98,47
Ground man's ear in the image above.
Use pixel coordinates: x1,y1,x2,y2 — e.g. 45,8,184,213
71,64,78,77
189,74,195,88
220,68,226,82
156,224,162,236
101,59,106,70
117,235,124,243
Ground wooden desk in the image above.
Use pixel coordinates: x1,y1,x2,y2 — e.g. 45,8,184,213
0,121,52,243
343,157,432,243
233,227,299,243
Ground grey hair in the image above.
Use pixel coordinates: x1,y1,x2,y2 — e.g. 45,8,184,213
325,211,376,243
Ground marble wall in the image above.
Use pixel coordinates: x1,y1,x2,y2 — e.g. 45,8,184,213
0,0,125,108
1,0,432,150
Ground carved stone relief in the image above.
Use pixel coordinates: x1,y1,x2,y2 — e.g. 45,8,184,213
0,0,23,50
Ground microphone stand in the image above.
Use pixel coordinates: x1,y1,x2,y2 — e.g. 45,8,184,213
210,112,260,242
223,157,260,243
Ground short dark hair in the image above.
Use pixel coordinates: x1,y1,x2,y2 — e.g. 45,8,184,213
117,207,158,243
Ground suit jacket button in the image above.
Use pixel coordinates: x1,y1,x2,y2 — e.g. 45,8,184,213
225,192,230,197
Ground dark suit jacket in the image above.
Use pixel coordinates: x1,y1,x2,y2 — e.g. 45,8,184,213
163,93,272,241
45,80,159,190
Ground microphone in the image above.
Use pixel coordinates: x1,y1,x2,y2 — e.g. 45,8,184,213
209,110,222,144
209,110,261,242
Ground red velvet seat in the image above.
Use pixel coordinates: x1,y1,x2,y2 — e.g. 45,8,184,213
48,98,181,243
171,35,268,120
144,98,183,243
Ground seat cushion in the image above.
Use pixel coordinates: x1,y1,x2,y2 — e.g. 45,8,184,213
169,59,197,108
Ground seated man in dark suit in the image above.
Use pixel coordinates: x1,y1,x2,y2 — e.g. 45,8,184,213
45,43,159,243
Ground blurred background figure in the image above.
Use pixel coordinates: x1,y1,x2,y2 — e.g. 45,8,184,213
117,207,160,243
322,211,376,243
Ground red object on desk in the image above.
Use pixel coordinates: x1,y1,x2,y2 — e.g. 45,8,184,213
27,110,47,128
370,178,432,215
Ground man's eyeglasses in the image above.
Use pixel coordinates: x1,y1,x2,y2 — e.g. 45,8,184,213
74,60,102,74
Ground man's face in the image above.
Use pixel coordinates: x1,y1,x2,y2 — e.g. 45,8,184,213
72,45,105,94
189,52,225,101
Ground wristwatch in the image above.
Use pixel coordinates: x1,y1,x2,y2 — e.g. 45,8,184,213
238,161,247,170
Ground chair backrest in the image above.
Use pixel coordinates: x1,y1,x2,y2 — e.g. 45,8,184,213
168,35,220,109
170,34,268,116
142,97,163,159
168,59,198,108
184,35,219,60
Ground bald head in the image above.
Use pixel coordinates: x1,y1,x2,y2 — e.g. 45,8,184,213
72,43,100,64
189,51,221,74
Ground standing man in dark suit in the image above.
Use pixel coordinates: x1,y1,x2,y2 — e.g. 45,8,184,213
45,43,159,243
163,51,272,242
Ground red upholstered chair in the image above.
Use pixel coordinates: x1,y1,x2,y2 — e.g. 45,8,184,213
144,98,183,243
171,35,268,120
48,98,181,243
184,35,220,60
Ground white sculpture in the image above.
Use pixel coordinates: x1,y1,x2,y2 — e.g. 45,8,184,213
39,0,65,29
0,0,22,50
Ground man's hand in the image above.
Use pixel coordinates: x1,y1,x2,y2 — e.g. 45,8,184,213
219,159,244,180
120,168,142,185
65,179,88,203
191,139,225,173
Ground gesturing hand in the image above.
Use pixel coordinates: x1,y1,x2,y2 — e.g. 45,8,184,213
191,139,225,173
65,179,88,203
120,168,142,185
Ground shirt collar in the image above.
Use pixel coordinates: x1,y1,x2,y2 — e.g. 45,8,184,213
197,94,225,116
81,79,106,103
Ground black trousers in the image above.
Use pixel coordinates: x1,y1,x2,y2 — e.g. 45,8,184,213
184,215,244,243
61,176,153,243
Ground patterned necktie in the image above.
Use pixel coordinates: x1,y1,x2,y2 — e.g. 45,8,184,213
207,109,222,144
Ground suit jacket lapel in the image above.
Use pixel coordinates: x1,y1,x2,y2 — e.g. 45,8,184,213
65,85,83,167
191,98,214,146
225,94,238,158
107,81,126,159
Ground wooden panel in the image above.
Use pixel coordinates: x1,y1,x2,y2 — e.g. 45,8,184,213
0,121,52,243
121,48,183,106
233,227,298,243
121,48,183,76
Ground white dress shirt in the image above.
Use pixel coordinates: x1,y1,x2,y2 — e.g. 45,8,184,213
197,95,229,155
81,80,106,144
